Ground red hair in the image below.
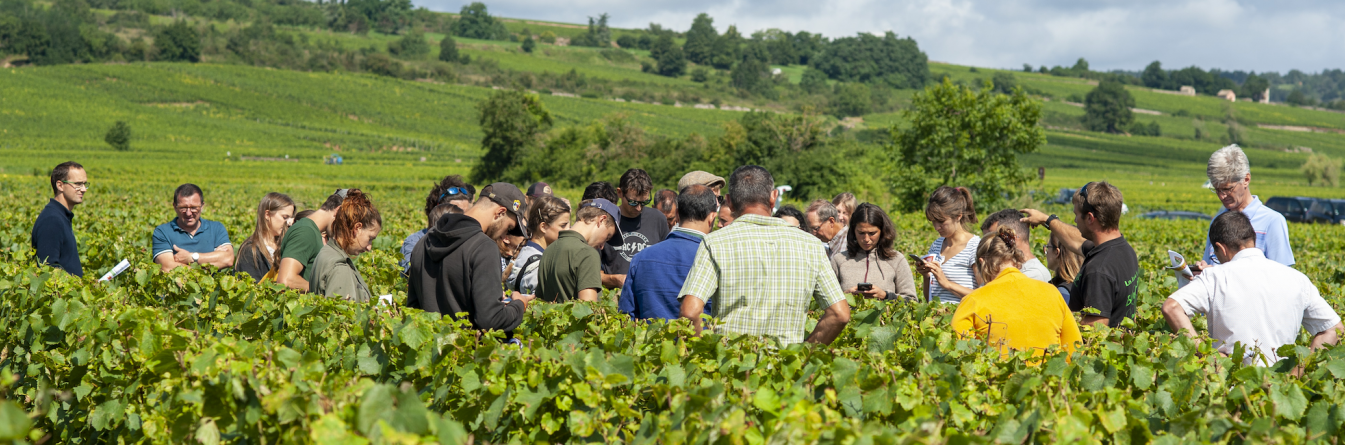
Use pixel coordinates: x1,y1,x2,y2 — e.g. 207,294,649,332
331,189,382,251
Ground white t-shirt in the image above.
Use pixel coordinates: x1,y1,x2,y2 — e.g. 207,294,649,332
1020,257,1052,283
926,236,980,304
1169,248,1340,366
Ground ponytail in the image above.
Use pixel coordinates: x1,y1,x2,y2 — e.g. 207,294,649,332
955,187,977,224
925,186,978,229
331,189,382,251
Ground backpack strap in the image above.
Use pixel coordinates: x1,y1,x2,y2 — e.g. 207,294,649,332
512,254,543,293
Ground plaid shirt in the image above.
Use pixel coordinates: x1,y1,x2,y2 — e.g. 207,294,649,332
679,213,847,345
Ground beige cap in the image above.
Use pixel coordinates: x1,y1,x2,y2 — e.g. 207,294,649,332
677,171,726,191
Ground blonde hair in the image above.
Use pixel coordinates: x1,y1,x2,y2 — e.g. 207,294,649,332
238,192,295,270
1048,231,1083,283
975,227,1026,284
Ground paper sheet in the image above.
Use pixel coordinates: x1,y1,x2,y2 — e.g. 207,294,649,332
98,259,131,282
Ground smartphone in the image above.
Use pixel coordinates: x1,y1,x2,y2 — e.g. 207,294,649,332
857,283,873,291
907,253,927,264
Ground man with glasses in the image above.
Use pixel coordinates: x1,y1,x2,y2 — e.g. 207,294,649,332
277,189,347,290
1196,144,1293,271
804,199,843,254
601,169,671,288
32,161,87,276
152,184,234,272
1022,181,1139,328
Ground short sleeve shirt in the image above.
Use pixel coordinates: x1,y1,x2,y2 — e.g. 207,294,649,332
152,219,231,261
926,236,980,304
279,217,324,283
1170,248,1339,365
678,214,847,346
1070,237,1140,327
1202,196,1294,267
537,231,603,302
603,207,671,275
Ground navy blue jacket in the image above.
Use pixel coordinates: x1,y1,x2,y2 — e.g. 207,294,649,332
618,229,709,320
31,199,82,277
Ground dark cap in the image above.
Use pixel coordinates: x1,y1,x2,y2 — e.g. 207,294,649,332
581,198,625,246
485,182,529,238
527,182,553,197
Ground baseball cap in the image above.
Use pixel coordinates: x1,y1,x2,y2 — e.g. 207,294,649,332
526,182,553,197
581,198,625,246
484,182,530,238
677,171,726,192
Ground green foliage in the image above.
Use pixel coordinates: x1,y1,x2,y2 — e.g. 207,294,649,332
438,35,460,63
471,89,553,183
888,78,1045,213
1302,153,1342,187
1128,120,1162,137
386,30,429,59
651,34,685,78
800,68,828,94
690,68,709,83
104,121,131,151
991,71,1018,95
830,83,871,117
615,34,636,49
730,56,768,93
538,31,556,44
812,32,929,89
709,26,742,70
569,13,611,48
359,52,404,78
682,13,717,65
450,2,508,40
521,35,535,53
1242,74,1269,102
154,21,200,63
1287,89,1315,106
1083,80,1135,133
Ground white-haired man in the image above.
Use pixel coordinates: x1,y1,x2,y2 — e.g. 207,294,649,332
1195,144,1293,272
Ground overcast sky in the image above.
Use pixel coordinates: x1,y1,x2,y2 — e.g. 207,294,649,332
412,0,1344,74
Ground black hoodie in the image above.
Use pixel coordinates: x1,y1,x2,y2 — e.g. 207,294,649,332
408,214,525,331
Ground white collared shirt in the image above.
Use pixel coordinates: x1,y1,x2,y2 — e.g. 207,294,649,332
1169,248,1339,366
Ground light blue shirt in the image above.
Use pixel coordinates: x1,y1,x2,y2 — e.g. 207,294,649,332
1203,196,1294,267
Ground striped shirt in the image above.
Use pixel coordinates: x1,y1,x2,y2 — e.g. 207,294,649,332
927,235,980,304
679,214,847,345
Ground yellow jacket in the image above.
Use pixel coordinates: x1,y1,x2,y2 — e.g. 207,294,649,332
951,267,1081,358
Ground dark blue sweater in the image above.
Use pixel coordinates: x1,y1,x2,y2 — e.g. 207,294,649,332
618,229,710,320
32,199,82,277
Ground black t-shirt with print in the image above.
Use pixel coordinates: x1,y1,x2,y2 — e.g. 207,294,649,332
601,207,670,275
1068,236,1140,327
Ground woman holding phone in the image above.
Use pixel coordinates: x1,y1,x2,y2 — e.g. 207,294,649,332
914,186,980,304
831,203,918,301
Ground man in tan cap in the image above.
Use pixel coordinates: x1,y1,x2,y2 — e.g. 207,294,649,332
677,171,726,196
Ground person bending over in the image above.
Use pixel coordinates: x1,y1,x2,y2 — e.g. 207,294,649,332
311,190,381,302
536,199,622,303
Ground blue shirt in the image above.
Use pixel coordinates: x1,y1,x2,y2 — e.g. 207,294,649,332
31,199,82,277
151,218,231,261
401,229,428,274
619,228,710,320
1203,196,1294,267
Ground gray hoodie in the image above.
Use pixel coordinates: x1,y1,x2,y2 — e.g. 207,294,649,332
407,214,525,331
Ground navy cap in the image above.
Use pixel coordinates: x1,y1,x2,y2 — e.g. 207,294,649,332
581,198,625,246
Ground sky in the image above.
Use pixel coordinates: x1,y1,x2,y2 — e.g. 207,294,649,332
411,0,1345,74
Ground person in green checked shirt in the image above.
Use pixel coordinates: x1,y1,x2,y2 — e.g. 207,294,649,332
678,165,852,346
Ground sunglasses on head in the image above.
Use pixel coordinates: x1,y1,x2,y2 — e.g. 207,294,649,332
439,187,470,201
1077,182,1098,218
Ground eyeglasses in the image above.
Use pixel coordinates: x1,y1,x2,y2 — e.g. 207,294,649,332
176,205,202,213
439,187,470,201
626,196,652,207
1211,181,1242,197
61,180,90,190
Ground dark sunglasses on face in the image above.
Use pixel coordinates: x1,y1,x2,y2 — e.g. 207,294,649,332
626,196,652,207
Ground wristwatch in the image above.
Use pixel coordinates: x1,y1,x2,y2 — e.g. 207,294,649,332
191,252,200,263
1044,214,1060,228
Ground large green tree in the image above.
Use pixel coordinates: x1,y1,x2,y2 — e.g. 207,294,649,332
682,13,716,65
1241,74,1269,101
438,35,460,63
887,78,1045,212
471,90,553,184
1141,61,1168,89
811,32,929,89
1082,80,1135,133
450,2,507,40
154,21,200,62
709,25,742,70
652,34,685,77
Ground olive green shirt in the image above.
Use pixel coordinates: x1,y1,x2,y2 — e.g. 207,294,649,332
537,231,603,303
279,217,323,284
311,239,372,303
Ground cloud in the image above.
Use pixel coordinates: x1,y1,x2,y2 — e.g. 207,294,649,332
413,0,1345,73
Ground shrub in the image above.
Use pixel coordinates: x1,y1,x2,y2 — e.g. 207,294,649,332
438,35,459,63
388,31,429,59
538,31,556,43
105,121,131,151
521,36,535,53
691,68,709,82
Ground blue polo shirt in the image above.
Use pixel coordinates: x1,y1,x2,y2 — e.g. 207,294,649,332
1203,196,1294,266
152,218,232,261
31,199,82,277
618,228,711,320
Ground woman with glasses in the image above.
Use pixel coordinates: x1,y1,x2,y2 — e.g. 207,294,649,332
913,186,980,304
235,193,296,282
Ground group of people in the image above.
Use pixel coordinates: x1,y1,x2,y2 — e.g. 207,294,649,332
29,143,1345,366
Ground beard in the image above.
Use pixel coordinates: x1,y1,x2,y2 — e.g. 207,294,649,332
485,217,512,240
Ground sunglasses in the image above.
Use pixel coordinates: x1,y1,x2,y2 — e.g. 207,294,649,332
626,196,652,207
1077,182,1098,218
439,187,470,201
